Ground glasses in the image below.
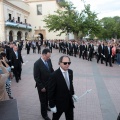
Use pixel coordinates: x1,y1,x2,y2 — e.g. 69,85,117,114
61,62,71,65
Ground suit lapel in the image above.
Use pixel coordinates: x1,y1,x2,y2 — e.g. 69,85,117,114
40,58,49,71
58,68,71,91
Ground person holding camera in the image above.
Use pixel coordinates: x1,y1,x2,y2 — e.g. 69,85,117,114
0,52,13,99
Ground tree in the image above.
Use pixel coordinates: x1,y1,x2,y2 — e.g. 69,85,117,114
80,4,102,39
43,1,101,40
100,16,120,39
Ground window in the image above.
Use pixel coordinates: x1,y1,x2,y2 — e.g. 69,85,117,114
18,17,20,22
25,19,27,23
37,4,42,15
9,14,11,20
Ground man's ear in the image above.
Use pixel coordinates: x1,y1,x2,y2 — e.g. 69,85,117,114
58,62,60,65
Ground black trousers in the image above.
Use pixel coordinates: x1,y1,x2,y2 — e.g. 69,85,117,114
27,49,30,54
97,54,103,63
52,107,74,120
13,63,22,82
38,48,41,54
105,54,112,66
79,51,82,58
37,87,48,118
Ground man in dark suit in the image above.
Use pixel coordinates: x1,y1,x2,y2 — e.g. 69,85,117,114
82,42,88,60
79,42,83,58
37,41,41,54
26,41,31,54
33,48,54,120
97,42,104,64
104,43,113,67
68,41,73,56
88,42,94,61
10,45,23,83
48,41,53,53
73,41,78,57
48,56,78,120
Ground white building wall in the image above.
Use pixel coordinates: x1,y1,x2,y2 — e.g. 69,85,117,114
6,0,30,12
28,1,67,39
4,5,29,23
3,1,31,41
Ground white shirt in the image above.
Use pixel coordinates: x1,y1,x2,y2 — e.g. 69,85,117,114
60,67,70,83
41,57,46,65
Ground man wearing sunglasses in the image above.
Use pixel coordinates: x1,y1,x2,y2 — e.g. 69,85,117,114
48,55,78,120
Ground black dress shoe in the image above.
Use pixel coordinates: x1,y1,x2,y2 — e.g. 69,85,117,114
9,95,14,99
43,116,51,120
16,80,19,83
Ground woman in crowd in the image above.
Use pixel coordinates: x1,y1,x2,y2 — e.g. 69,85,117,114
0,60,9,101
112,43,116,63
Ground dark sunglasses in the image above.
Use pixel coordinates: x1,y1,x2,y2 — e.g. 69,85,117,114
62,62,71,65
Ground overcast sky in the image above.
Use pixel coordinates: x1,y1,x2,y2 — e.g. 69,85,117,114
70,0,120,19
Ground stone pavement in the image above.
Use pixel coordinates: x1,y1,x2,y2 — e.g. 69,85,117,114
11,47,120,120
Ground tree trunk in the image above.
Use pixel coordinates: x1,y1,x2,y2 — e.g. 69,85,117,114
74,33,79,40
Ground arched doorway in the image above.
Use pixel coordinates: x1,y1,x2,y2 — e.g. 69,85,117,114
9,30,13,42
38,33,43,45
17,31,22,40
25,32,28,40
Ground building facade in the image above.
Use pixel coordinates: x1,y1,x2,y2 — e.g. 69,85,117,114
0,0,67,42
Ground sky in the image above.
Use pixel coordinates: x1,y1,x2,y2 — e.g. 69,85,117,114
70,0,120,19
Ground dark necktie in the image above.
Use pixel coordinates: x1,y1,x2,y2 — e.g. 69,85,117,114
45,61,49,70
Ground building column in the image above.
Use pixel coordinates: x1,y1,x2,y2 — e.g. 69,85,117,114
0,0,5,42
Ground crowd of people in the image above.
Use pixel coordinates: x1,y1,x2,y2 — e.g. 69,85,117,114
7,17,31,26
0,39,120,120
25,39,120,67
0,41,24,101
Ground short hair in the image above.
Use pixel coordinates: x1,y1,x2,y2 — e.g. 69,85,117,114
58,56,70,64
42,48,50,54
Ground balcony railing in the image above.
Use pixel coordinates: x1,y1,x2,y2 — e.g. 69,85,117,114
5,21,32,30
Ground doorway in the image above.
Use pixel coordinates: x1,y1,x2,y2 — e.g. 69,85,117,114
9,30,13,42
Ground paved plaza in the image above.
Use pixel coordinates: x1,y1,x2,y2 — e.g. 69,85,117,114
11,47,120,120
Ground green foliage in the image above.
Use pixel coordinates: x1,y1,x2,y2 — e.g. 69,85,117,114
43,1,101,39
99,16,120,39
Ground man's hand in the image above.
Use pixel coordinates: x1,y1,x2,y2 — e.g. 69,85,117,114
50,106,57,113
72,94,79,102
41,88,46,92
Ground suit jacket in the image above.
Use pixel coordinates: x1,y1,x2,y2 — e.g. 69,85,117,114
34,58,54,89
73,44,78,53
48,68,75,112
98,44,104,54
26,43,31,50
10,50,23,67
104,46,112,58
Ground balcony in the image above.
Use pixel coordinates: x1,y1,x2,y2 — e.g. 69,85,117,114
5,21,32,30
5,21,17,27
